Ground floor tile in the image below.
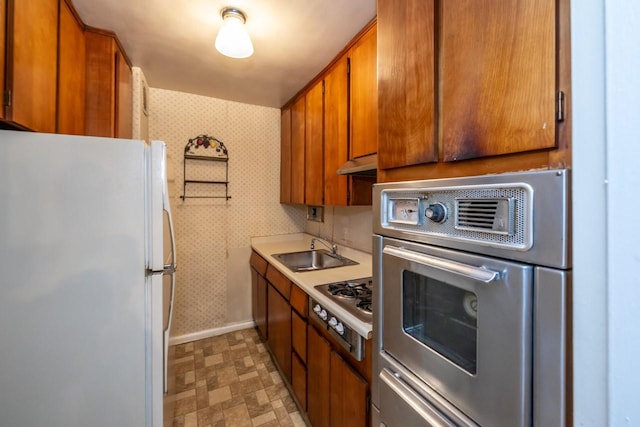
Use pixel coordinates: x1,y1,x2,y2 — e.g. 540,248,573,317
170,327,306,427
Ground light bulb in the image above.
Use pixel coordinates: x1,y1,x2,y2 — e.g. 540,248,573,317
215,9,254,59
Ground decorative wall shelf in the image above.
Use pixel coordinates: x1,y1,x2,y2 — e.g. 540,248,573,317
180,134,231,200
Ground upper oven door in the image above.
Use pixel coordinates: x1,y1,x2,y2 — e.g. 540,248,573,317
380,236,533,427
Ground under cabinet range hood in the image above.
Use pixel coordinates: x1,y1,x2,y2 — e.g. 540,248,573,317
337,153,378,176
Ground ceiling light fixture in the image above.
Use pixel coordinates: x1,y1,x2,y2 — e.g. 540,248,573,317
215,7,254,59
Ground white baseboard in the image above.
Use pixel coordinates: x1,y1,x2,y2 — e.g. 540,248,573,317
169,320,256,346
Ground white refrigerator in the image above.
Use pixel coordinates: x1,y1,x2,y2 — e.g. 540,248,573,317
0,130,177,427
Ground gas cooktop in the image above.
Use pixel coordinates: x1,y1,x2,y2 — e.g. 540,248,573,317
314,278,373,323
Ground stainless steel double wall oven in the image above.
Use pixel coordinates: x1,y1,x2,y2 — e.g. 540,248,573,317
371,169,571,427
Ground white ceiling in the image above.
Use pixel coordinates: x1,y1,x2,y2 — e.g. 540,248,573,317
72,0,377,108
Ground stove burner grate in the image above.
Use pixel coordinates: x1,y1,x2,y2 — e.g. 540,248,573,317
356,298,372,313
328,282,372,299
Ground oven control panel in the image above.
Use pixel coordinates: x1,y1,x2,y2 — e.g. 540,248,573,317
379,183,533,252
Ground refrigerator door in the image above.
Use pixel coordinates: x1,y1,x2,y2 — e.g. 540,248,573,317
0,131,148,426
147,140,177,426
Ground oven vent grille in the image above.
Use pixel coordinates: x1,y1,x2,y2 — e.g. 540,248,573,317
456,198,515,235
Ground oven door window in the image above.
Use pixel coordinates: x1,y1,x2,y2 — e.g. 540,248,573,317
402,270,478,374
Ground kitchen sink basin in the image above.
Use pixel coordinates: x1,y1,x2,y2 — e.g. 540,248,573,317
273,249,358,272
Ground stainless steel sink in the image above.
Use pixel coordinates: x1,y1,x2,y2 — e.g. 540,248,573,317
273,249,358,272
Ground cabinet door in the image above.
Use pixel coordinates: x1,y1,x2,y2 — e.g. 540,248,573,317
305,80,324,206
330,351,369,427
290,97,306,204
291,351,307,411
85,31,116,137
349,25,378,159
291,310,307,363
307,324,331,427
280,107,292,203
115,45,132,139
256,274,267,340
57,0,85,135
250,268,259,333
5,0,58,132
85,31,132,138
377,0,436,169
267,284,292,382
441,0,556,161
323,57,349,206
0,0,6,121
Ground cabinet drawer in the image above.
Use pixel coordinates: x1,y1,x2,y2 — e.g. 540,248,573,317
266,264,291,300
250,250,268,276
290,284,308,318
292,310,307,363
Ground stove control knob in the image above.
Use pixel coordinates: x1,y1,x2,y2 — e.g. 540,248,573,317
425,203,447,223
319,309,328,321
328,317,338,327
313,304,322,314
335,322,345,335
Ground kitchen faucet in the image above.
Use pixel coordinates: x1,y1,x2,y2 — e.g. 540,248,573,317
310,238,338,256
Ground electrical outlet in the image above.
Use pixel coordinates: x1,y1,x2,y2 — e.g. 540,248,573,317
307,206,324,222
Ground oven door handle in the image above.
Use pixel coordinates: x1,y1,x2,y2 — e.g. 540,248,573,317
383,245,499,283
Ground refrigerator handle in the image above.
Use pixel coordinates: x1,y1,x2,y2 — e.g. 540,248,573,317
163,173,177,275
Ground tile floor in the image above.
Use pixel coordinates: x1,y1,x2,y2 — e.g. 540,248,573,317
171,327,307,427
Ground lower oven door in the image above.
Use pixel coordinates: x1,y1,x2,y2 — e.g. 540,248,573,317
380,237,534,427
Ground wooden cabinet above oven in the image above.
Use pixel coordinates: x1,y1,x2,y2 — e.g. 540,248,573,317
377,0,572,182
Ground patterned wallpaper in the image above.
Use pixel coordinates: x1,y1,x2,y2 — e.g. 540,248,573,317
130,68,374,341
146,88,306,340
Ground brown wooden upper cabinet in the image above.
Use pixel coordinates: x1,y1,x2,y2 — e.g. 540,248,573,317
3,0,59,132
349,24,378,160
57,0,86,136
281,20,377,206
0,0,6,122
290,97,306,204
280,108,292,203
85,28,132,139
323,55,349,206
305,80,324,206
378,0,569,181
1,0,132,138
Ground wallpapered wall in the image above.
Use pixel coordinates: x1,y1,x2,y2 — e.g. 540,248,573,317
147,87,306,340
132,70,374,341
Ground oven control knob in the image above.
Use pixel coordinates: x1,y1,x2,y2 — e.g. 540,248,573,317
319,309,328,321
425,203,447,223
313,304,322,314
328,317,338,327
335,322,345,335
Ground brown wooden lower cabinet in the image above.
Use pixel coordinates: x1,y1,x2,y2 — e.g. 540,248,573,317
330,351,368,426
291,351,307,411
307,323,369,427
255,273,267,339
250,268,267,340
250,251,268,339
267,283,292,382
249,253,370,426
307,324,331,427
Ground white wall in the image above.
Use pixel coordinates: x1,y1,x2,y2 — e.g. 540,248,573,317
572,1,640,425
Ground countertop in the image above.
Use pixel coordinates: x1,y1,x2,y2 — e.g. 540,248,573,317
250,233,373,339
